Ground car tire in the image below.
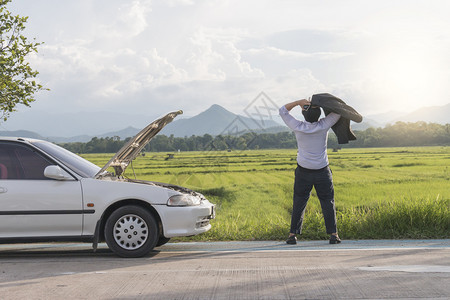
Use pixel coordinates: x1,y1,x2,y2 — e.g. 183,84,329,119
104,205,158,258
156,236,171,247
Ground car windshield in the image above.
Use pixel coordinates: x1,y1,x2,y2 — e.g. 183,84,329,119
32,141,101,178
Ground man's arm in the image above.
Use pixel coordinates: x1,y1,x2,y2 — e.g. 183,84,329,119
284,99,310,111
279,99,311,132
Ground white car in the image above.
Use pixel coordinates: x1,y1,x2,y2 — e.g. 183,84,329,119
0,111,215,257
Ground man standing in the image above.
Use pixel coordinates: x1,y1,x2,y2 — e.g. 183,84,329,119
279,99,341,245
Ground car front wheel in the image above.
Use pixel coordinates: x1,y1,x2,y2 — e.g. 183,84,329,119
104,205,158,258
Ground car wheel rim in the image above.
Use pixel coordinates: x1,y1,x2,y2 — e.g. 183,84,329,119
113,214,148,250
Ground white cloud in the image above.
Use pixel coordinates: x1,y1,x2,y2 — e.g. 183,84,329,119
245,47,355,61
30,40,190,111
97,0,152,38
182,27,264,81
163,0,196,7
7,0,450,133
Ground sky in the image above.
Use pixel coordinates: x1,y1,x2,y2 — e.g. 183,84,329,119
3,0,450,133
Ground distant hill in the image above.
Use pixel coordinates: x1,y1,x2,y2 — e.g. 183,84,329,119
99,126,140,140
160,104,282,137
365,110,403,125
0,104,283,142
46,134,92,143
0,130,46,140
1,103,448,142
351,118,382,131
352,103,449,131
393,103,450,124
3,110,155,137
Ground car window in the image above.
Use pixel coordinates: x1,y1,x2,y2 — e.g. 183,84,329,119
32,141,100,178
0,142,53,180
0,145,11,179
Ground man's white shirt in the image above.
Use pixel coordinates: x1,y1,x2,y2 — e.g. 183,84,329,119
279,105,340,170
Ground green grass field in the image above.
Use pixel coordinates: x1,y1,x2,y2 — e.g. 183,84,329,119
82,146,450,241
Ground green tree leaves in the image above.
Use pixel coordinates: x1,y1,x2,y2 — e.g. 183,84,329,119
1,0,47,121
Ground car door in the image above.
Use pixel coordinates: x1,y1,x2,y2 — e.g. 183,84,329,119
0,141,83,238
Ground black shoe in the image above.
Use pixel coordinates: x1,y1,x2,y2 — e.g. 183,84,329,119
286,235,297,245
329,234,341,244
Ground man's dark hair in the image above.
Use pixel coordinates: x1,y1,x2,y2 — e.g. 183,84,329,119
302,107,321,123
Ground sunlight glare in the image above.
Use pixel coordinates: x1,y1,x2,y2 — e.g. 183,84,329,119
367,40,442,110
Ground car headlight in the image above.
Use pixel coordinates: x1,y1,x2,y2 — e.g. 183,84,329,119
167,194,201,206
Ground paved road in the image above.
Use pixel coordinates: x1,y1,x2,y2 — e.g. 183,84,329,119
0,240,449,299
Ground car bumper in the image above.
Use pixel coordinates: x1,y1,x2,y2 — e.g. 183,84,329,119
155,200,215,238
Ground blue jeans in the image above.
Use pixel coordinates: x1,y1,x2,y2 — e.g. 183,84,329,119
290,165,337,235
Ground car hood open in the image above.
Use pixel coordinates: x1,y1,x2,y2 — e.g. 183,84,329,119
95,110,183,178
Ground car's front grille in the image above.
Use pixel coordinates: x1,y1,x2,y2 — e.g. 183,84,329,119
196,217,211,228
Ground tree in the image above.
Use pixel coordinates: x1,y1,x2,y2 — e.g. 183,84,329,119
1,0,47,121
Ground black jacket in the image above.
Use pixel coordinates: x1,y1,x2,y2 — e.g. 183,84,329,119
311,93,363,144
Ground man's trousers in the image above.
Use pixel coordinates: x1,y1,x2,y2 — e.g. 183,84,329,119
290,165,337,235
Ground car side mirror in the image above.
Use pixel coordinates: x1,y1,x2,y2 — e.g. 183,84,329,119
44,165,74,181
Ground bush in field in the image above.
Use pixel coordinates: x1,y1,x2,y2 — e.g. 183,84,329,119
338,197,450,239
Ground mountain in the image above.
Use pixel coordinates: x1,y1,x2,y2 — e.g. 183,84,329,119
0,130,46,140
99,126,140,140
358,104,449,129
0,104,283,142
1,103,448,142
351,118,382,131
364,104,450,126
160,104,282,137
393,104,450,124
43,127,141,143
365,111,403,124
3,110,157,137
47,135,93,143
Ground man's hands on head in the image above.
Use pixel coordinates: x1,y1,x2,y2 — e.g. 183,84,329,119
284,99,311,111
297,99,311,110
